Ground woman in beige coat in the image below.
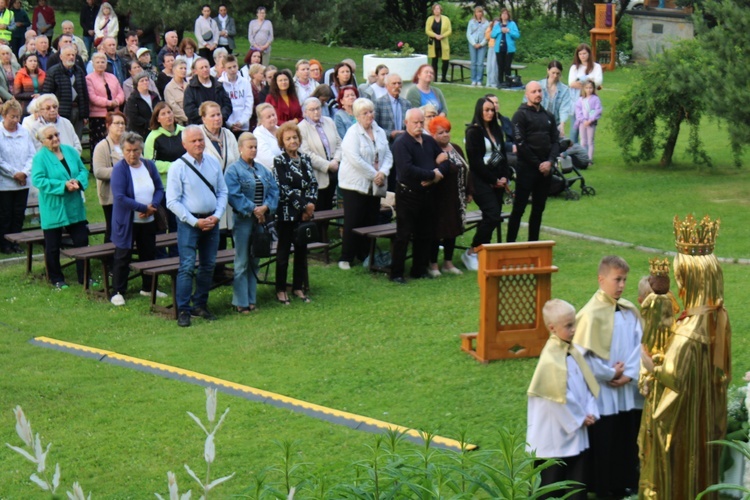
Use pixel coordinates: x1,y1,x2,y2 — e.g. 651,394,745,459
91,111,126,243
425,3,452,83
297,97,341,211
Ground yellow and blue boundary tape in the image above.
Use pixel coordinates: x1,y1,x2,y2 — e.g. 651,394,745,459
31,336,477,452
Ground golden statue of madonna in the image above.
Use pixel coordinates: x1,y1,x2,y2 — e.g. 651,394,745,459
638,257,678,498
640,215,731,499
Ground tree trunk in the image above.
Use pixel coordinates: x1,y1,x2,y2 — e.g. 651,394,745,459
660,110,685,166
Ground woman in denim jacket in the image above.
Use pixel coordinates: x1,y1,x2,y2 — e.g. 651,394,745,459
225,132,279,313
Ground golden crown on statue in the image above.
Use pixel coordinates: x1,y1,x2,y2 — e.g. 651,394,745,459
648,257,670,276
673,214,720,256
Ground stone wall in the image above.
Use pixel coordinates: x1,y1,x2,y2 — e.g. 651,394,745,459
630,11,694,62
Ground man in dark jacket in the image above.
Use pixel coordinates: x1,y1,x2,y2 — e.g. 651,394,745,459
101,36,124,83
507,81,559,243
46,34,85,71
79,0,96,55
42,45,89,139
183,57,232,124
390,107,450,284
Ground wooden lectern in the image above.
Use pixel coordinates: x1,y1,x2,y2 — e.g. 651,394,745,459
590,3,617,71
461,241,558,363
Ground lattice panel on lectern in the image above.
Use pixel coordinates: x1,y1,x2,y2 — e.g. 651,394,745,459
497,270,537,328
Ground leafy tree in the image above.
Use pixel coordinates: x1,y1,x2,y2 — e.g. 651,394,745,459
383,0,431,31
696,0,750,166
609,38,711,167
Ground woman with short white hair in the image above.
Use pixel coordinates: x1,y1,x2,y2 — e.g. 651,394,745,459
252,102,281,171
298,97,341,212
32,123,89,288
337,97,392,270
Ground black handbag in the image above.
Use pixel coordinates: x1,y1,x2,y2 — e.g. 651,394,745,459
251,222,273,258
294,220,319,246
154,204,169,232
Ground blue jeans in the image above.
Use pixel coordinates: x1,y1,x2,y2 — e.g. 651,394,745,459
176,220,219,313
232,217,260,307
83,35,94,57
469,45,487,84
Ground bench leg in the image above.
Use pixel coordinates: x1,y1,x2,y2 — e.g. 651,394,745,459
170,274,178,320
100,258,112,298
83,258,91,291
25,243,32,274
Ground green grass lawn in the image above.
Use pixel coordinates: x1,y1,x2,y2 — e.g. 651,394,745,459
1,15,749,497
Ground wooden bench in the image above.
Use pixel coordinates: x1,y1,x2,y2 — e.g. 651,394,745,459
311,208,344,263
60,233,177,297
449,59,526,83
311,206,393,263
448,59,473,82
353,210,508,273
5,221,107,274
130,241,329,319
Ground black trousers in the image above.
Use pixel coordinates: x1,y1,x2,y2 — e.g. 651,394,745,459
496,50,514,84
102,204,113,244
340,188,380,263
536,450,588,500
586,411,641,496
275,220,307,292
391,186,434,279
43,220,88,284
112,221,156,295
429,237,455,263
470,179,504,248
506,168,551,243
431,40,449,81
0,188,29,251
317,179,337,212
198,47,215,66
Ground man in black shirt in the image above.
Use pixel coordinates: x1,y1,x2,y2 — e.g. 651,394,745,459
390,108,449,284
507,81,560,242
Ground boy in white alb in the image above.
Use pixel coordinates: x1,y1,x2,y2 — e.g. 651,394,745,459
527,299,600,500
573,255,643,498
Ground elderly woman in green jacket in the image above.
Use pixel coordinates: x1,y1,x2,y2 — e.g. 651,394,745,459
31,123,90,289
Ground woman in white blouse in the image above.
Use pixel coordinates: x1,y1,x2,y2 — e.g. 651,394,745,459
252,102,281,171
568,43,602,143
337,97,392,270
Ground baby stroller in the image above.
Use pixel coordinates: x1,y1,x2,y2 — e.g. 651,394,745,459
548,139,596,200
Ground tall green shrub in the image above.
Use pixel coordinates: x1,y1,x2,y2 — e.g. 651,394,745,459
609,38,711,167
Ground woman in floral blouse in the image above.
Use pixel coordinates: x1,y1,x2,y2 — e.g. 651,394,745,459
273,121,317,305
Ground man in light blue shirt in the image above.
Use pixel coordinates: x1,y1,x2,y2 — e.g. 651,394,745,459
167,125,228,327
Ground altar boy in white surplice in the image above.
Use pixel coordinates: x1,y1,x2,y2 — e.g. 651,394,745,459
573,255,643,498
527,299,600,500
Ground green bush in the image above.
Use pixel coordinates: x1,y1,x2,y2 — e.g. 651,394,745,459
513,16,589,64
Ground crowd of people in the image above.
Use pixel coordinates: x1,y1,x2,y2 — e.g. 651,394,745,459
0,2,605,324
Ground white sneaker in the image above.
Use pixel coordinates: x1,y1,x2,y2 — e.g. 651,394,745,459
140,290,168,298
110,293,125,306
338,261,351,270
427,268,442,278
461,250,479,271
442,266,463,275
